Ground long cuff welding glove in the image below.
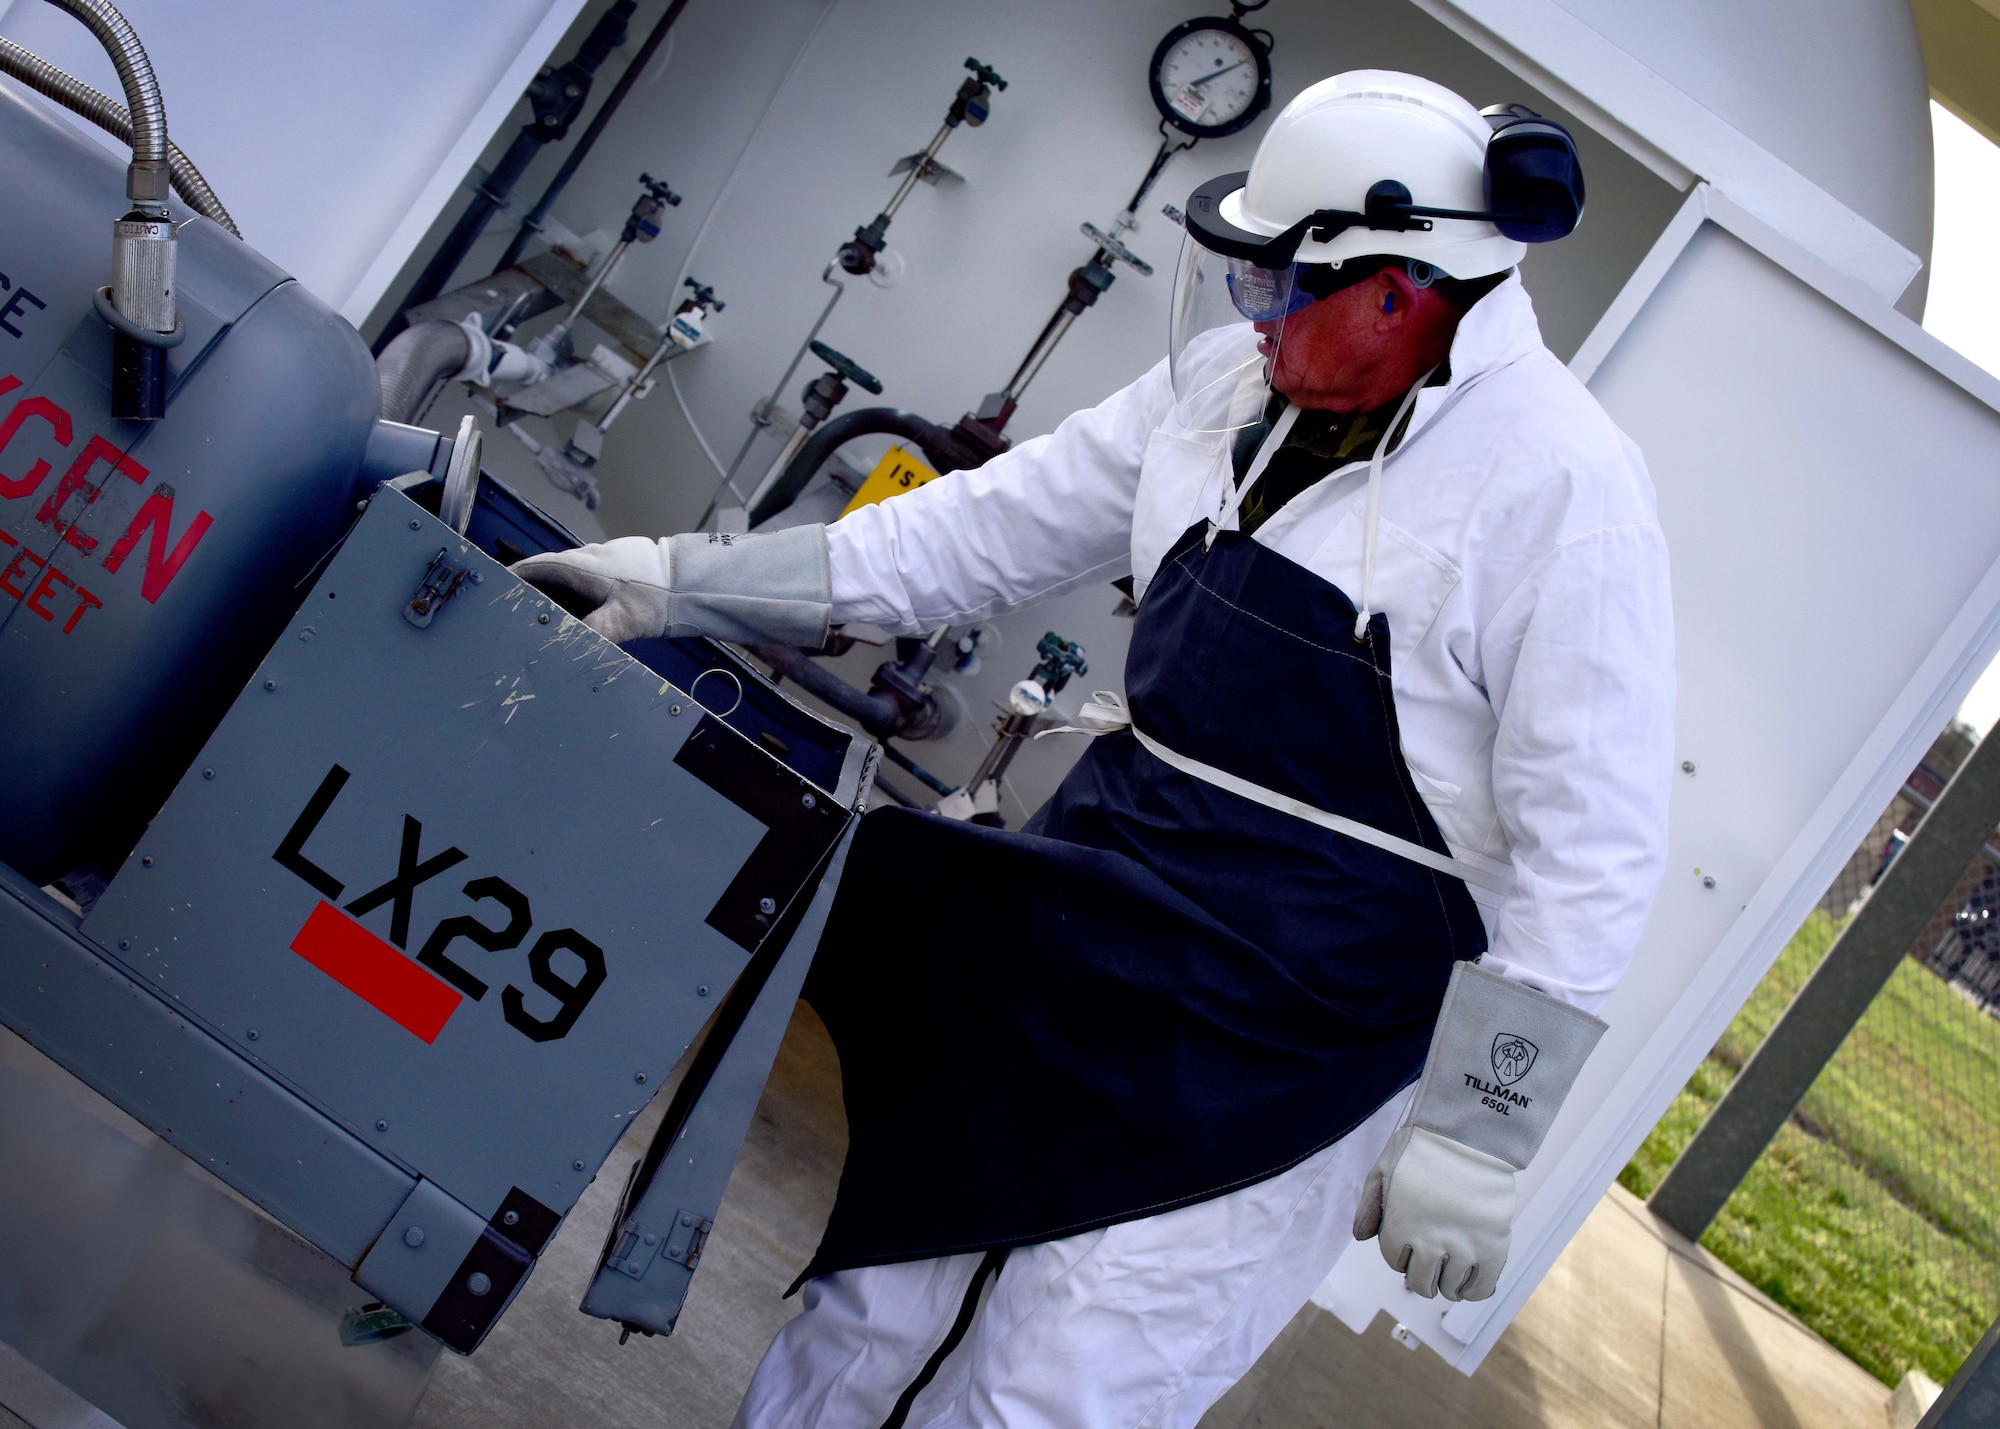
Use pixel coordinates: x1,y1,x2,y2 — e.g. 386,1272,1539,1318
1353,961,1607,1302
511,526,832,647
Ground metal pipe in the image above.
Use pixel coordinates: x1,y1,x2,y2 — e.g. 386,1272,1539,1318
375,0,638,352
746,644,902,736
494,0,696,273
878,120,952,222
1000,307,1079,406
708,265,847,518
0,36,235,234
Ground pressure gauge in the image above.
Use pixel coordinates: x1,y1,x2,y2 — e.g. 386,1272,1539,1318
1148,8,1274,140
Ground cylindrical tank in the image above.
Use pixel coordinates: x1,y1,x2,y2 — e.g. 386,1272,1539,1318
0,83,379,885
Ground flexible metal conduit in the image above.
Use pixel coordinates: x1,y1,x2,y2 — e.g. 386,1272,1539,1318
39,0,168,204
377,321,473,425
0,36,237,234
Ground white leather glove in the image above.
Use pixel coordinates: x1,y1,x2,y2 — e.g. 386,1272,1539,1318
1352,961,1607,1302
511,526,831,647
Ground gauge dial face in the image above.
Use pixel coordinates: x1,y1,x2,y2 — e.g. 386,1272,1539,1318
1153,22,1264,134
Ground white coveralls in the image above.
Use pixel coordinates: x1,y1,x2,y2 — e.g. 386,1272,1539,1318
735,273,1675,1429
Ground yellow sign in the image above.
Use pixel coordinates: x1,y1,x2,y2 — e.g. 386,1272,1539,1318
841,444,942,516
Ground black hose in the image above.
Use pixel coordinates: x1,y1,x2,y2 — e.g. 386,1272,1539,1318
747,407,959,527
0,37,236,233
376,321,471,424
495,0,696,273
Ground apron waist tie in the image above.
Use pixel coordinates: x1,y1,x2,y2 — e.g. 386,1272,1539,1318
1040,693,1514,897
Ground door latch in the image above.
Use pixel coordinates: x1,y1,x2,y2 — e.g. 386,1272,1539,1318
405,548,469,629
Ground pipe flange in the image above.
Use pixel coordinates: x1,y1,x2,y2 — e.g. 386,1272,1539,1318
93,286,184,347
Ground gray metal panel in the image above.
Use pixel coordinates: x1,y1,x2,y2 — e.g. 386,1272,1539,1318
354,1179,488,1325
81,488,831,1225
579,816,859,1334
0,867,413,1267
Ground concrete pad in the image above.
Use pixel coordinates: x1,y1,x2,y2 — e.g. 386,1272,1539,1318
1201,1187,1889,1429
409,1004,843,1429
1655,1221,1889,1429
409,1007,1893,1429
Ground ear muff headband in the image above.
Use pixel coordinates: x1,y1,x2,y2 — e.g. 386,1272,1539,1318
1183,105,1586,265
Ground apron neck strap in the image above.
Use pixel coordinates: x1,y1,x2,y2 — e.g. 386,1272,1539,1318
1352,367,1437,643
1208,403,1301,549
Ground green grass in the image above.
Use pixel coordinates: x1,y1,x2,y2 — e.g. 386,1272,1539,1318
1620,911,2000,1387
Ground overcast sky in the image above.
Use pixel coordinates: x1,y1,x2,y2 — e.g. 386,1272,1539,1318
1925,103,2000,735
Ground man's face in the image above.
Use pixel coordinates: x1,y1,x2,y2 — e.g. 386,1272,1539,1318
1255,270,1461,412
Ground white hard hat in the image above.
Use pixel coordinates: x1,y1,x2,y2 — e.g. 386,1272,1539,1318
1186,70,1586,279
1168,71,1584,431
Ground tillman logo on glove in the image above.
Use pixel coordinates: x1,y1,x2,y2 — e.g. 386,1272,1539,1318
1490,1033,1538,1086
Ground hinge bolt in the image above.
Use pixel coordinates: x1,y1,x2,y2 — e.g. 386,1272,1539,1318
758,896,777,915
404,1226,425,1248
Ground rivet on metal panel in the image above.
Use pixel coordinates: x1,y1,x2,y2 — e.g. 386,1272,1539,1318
634,1072,646,1084
409,519,421,530
117,938,130,950
1681,760,1697,775
141,857,153,867
298,626,316,642
801,793,817,809
643,1233,656,1246
1702,875,1717,889
572,1159,586,1172
202,768,214,780
503,1210,519,1227
539,613,550,624
758,897,777,915
670,705,681,715
680,1214,692,1227
466,1272,491,1297
246,1028,259,1041
696,985,709,997
470,571,484,585
376,1119,390,1132
404,1226,425,1248
263,679,277,691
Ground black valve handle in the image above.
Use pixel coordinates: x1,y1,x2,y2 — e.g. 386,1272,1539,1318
683,276,724,311
964,56,1006,90
809,340,883,395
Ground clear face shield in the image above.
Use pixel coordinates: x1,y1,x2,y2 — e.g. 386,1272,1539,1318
1167,235,1303,433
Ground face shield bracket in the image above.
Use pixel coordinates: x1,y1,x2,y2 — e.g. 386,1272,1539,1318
1186,172,1564,269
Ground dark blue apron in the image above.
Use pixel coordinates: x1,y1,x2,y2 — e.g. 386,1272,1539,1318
795,517,1487,1284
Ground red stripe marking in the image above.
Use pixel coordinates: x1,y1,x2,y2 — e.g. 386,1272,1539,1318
288,900,461,1043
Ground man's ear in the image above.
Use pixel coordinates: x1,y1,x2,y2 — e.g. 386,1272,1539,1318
1379,266,1423,319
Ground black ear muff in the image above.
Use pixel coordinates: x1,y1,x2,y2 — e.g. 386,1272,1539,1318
1481,105,1585,243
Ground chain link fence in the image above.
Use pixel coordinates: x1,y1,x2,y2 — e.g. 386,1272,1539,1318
1624,724,2000,1388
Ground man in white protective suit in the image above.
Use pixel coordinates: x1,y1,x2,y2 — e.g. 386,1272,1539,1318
516,71,1675,1429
